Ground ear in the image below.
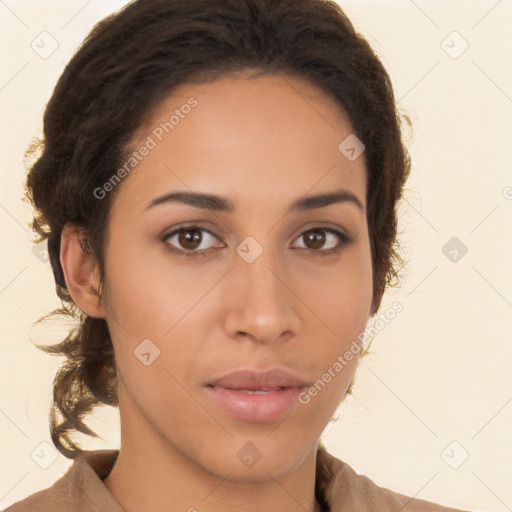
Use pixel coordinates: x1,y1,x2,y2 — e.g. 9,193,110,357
60,224,106,318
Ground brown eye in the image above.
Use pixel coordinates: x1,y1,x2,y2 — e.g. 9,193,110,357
163,226,220,255
292,227,350,253
303,230,326,250
178,229,202,250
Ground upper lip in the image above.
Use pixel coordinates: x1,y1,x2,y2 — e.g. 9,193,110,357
208,368,307,390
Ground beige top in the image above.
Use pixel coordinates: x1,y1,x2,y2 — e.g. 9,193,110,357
4,446,469,511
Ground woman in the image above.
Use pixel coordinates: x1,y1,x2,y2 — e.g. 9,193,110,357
5,0,471,510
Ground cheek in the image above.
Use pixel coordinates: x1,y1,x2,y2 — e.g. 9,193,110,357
292,238,373,335
290,240,373,405
103,235,216,338
101,239,225,389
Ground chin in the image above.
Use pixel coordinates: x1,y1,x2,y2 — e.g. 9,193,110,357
188,430,321,483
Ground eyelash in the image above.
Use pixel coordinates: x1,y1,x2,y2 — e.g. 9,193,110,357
161,224,353,259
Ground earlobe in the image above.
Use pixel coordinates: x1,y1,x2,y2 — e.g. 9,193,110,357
60,224,105,318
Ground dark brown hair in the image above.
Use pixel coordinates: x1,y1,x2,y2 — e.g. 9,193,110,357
26,0,411,458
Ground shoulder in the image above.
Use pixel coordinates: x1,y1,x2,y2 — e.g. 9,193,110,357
315,445,470,512
3,450,121,512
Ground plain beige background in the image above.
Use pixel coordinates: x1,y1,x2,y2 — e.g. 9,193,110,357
1,1,511,510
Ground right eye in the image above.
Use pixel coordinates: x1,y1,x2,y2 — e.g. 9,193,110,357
161,225,224,258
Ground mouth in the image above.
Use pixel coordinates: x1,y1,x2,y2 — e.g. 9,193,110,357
228,387,285,394
204,368,307,422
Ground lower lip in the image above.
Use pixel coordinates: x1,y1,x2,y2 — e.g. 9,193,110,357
205,385,303,422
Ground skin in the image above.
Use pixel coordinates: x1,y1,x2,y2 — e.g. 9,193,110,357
60,70,373,512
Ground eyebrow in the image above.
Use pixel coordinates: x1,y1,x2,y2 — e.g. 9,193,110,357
145,188,364,213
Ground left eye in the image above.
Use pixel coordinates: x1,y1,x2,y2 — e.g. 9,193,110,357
292,228,348,252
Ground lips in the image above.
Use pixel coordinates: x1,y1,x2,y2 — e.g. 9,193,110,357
205,368,307,422
208,368,307,390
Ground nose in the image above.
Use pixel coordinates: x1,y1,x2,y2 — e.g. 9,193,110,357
222,247,302,345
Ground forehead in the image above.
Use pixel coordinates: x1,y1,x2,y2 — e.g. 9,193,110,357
113,71,367,214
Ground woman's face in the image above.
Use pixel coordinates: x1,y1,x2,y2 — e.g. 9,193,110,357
101,71,373,481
